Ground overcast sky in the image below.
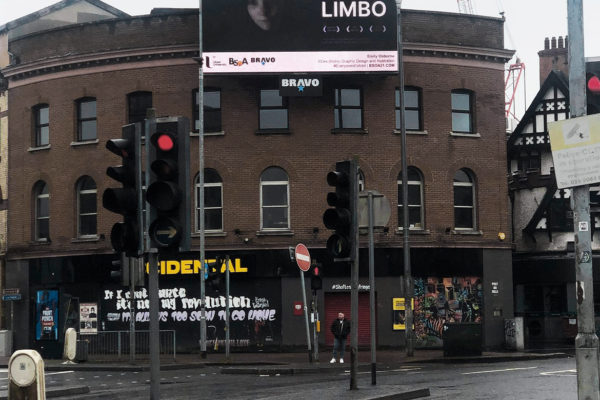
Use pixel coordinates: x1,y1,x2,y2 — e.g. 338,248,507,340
1,0,599,117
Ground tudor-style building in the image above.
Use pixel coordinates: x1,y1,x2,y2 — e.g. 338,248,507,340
508,37,600,346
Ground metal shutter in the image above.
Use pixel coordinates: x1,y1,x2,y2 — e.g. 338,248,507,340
324,292,373,347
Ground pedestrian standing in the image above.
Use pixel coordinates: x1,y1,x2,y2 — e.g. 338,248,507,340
330,312,350,363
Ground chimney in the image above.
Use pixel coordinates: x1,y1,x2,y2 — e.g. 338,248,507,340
538,35,569,85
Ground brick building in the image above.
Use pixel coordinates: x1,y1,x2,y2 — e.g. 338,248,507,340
1,6,514,354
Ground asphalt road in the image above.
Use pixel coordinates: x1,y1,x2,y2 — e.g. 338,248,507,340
0,356,578,399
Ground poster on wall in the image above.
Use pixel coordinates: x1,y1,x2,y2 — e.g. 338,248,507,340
392,297,414,330
80,302,98,335
36,290,58,341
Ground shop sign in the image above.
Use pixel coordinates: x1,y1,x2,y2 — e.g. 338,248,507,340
330,283,370,291
145,258,248,275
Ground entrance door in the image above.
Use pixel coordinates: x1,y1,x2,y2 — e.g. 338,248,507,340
324,292,373,347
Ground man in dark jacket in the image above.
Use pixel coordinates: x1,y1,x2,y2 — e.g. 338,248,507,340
330,312,350,363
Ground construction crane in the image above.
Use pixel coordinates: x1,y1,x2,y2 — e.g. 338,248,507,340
457,0,474,14
505,59,526,122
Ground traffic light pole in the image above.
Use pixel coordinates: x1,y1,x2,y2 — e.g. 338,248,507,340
225,255,231,362
129,257,136,364
350,159,359,390
368,191,377,385
300,270,313,363
567,2,600,399
148,250,160,400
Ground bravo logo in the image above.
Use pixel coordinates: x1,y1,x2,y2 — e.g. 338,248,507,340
281,78,321,93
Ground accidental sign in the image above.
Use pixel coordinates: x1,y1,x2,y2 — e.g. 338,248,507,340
548,114,600,189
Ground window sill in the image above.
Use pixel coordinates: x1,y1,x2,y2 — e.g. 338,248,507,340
30,239,51,245
255,129,291,135
394,129,428,136
191,131,225,137
449,229,482,235
28,145,51,152
450,131,481,138
192,231,227,237
395,228,430,235
331,128,368,135
72,235,100,243
256,230,294,236
71,139,99,147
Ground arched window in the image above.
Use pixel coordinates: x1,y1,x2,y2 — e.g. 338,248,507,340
453,169,476,229
195,168,223,232
358,169,365,192
34,181,49,241
77,176,97,237
397,167,424,229
260,167,289,230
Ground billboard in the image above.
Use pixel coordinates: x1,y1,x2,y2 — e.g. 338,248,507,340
36,290,59,341
202,0,398,73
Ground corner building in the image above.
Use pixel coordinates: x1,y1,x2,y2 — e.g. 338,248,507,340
1,7,513,354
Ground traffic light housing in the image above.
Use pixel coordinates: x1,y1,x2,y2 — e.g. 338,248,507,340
205,257,223,292
103,123,142,257
587,61,600,115
323,160,357,260
311,265,322,291
146,117,191,254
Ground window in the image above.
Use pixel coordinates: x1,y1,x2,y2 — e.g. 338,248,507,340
33,104,49,147
453,169,476,229
358,169,365,192
127,91,152,124
260,167,289,230
396,87,422,131
451,90,474,133
517,150,541,171
398,167,424,229
34,181,49,241
259,89,288,130
77,176,97,237
196,169,223,232
334,88,362,129
193,89,222,133
548,189,573,231
77,98,97,141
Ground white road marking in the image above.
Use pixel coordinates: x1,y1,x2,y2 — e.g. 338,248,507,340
0,370,73,381
540,369,577,377
462,366,538,375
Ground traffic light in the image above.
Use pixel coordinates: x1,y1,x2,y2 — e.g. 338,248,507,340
311,265,322,291
587,62,600,115
323,160,357,260
110,253,129,285
205,257,223,292
103,123,142,257
146,117,191,254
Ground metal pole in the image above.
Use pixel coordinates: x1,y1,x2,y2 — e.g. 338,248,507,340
312,292,319,362
350,159,359,390
148,250,160,400
198,0,207,359
368,191,377,385
300,270,313,363
567,2,600,399
129,257,136,364
396,0,413,357
225,255,230,362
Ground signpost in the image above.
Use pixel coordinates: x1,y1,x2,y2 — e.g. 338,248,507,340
295,244,313,362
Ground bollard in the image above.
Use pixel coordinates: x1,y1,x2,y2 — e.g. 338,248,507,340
8,350,45,399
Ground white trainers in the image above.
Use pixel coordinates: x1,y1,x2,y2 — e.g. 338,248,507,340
330,358,336,363
339,358,344,363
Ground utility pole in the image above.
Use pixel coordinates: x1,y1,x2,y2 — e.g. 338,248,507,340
567,2,600,399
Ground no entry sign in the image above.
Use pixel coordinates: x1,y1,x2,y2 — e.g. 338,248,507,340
295,244,311,272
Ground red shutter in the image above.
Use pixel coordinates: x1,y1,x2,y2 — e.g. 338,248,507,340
324,292,373,347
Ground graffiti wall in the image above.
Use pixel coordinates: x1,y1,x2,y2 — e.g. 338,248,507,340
413,277,483,347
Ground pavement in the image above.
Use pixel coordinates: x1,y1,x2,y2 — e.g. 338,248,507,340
0,348,573,399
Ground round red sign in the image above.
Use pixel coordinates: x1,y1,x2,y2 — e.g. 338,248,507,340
295,243,311,272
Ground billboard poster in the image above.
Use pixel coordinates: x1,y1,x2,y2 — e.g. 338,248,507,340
202,0,398,73
80,302,98,335
36,290,59,341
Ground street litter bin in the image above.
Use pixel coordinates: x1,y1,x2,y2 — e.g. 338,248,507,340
0,330,12,356
443,322,482,357
76,340,88,362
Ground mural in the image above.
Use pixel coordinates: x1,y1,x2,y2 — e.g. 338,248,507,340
413,277,483,347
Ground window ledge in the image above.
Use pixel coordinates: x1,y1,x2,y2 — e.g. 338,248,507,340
71,139,99,147
394,129,428,136
395,228,430,235
255,129,291,135
450,131,481,138
191,131,225,137
28,145,51,152
331,128,368,135
256,230,294,236
72,235,100,243
192,231,227,237
449,229,483,235
30,239,51,245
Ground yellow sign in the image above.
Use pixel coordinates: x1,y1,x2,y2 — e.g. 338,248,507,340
392,297,413,331
145,258,248,275
548,114,600,189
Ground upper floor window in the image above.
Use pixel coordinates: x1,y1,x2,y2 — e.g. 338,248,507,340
196,168,223,232
453,169,476,230
517,150,541,172
398,167,424,229
396,87,422,131
33,104,49,147
259,89,288,130
451,90,474,133
34,181,49,241
334,88,362,129
127,91,152,124
77,176,97,237
77,98,97,141
194,88,222,133
260,167,289,230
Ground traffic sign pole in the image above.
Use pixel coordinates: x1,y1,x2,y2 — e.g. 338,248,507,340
295,244,313,363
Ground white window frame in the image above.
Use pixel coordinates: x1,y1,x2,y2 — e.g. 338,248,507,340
260,168,290,231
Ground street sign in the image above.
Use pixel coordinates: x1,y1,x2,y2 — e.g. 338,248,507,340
2,294,21,301
358,190,391,228
548,114,600,189
295,244,311,272
3,288,19,295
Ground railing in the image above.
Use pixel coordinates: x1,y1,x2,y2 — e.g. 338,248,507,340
76,330,176,361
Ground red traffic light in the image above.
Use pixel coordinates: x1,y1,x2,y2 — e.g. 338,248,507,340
589,75,600,93
153,133,175,152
